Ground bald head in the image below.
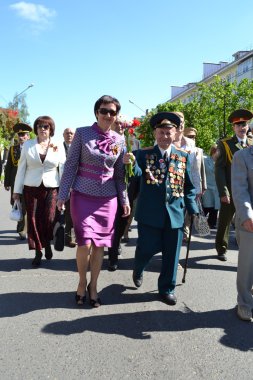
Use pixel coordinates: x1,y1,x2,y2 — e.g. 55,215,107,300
63,128,75,144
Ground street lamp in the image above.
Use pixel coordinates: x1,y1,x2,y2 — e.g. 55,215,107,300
13,83,34,108
129,99,146,114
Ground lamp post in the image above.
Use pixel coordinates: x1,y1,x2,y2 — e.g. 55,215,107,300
13,83,34,108
129,99,147,114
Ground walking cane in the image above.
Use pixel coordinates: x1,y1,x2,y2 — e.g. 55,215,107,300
182,215,194,283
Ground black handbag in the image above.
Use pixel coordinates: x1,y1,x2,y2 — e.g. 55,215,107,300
53,211,65,251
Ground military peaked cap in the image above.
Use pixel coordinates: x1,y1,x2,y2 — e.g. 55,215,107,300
150,112,181,129
228,109,253,124
13,122,32,134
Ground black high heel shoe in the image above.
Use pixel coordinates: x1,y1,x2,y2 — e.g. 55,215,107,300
75,293,86,306
87,283,101,308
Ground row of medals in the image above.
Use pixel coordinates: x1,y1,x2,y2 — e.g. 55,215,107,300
145,155,185,197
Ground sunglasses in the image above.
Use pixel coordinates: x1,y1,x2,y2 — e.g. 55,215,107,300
187,135,196,139
38,124,50,130
98,108,117,117
17,132,27,137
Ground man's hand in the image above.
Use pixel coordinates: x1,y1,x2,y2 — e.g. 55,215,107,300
123,152,135,165
242,218,253,233
220,195,230,204
5,186,10,191
122,205,131,218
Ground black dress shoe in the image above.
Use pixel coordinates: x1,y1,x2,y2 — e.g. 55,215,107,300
217,253,227,261
159,293,177,305
132,271,143,288
45,244,53,260
65,240,77,248
108,261,118,271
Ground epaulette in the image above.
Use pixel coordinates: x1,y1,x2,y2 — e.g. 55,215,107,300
220,136,232,142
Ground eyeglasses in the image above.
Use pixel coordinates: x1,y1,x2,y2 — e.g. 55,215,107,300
38,124,50,130
98,108,117,117
187,135,196,139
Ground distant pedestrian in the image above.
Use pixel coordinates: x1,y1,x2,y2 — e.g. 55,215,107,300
215,109,253,261
4,123,32,239
63,128,76,248
202,145,220,228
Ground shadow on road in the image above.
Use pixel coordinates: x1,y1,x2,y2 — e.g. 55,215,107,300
1,282,252,351
40,301,253,352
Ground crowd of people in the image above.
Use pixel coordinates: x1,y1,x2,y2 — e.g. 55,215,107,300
1,96,253,321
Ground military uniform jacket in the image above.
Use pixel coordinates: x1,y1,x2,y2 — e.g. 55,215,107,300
215,135,253,198
134,145,198,229
4,144,21,189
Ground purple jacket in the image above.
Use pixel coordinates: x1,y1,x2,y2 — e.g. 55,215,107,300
58,123,129,205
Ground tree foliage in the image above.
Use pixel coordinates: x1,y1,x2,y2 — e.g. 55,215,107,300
0,93,31,150
136,77,253,153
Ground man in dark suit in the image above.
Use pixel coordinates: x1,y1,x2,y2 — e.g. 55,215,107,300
63,128,76,247
4,122,32,239
129,112,198,305
215,109,253,261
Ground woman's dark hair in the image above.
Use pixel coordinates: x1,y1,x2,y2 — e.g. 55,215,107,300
94,95,121,117
33,116,55,137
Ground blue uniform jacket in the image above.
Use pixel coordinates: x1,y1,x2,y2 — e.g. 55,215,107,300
134,145,198,229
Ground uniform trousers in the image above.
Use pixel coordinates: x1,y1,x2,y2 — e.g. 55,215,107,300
235,227,253,311
215,200,235,254
134,217,183,294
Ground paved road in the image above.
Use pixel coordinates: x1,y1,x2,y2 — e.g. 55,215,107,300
0,185,252,380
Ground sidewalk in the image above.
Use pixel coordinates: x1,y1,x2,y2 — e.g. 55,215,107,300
0,185,252,380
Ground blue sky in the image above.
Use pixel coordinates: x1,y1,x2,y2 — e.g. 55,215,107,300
1,0,253,140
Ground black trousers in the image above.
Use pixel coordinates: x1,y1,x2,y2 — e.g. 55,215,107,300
108,176,140,264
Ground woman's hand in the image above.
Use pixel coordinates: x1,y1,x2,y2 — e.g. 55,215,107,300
13,193,20,201
57,200,65,211
122,204,131,218
123,152,135,165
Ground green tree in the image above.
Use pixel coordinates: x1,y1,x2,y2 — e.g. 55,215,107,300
136,77,253,153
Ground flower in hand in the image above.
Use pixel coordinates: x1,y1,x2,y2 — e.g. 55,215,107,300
118,115,140,184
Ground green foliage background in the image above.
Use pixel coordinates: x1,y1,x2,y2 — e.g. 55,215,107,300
136,77,253,153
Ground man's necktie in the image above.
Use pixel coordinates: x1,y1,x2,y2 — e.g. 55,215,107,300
163,151,168,161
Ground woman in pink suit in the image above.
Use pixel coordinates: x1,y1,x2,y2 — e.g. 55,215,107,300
57,95,130,307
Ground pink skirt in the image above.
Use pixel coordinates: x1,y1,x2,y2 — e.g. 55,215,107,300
70,190,117,247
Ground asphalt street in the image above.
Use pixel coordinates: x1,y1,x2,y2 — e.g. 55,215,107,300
0,185,252,380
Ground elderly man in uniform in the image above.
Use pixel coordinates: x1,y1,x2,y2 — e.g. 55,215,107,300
232,137,253,321
63,128,76,247
4,122,32,239
215,109,253,261
130,112,198,305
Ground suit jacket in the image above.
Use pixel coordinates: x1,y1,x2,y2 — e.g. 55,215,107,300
134,145,198,229
58,123,128,206
14,138,66,194
231,146,253,226
215,135,253,198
